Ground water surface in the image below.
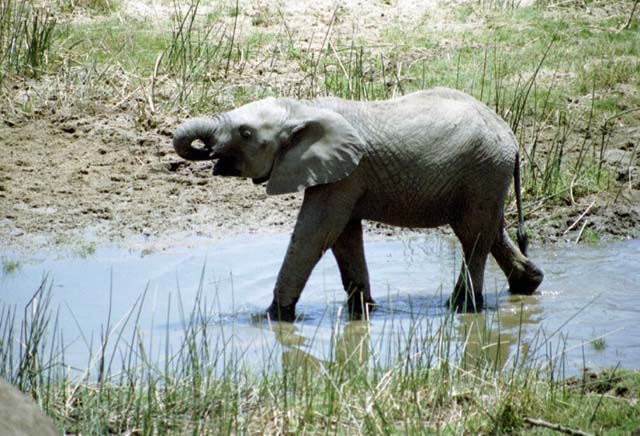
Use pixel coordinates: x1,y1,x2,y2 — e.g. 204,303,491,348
1,234,638,377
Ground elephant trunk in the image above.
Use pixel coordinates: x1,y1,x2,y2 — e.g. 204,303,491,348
173,117,219,161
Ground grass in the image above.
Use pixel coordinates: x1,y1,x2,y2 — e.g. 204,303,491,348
1,1,639,428
75,241,96,258
2,259,21,274
4,0,637,133
1,277,639,434
591,336,607,351
0,0,57,82
55,0,118,15
60,18,169,74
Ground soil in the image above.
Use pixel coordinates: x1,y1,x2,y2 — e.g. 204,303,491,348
0,0,638,254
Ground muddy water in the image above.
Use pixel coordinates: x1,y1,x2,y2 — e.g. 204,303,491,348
1,235,639,377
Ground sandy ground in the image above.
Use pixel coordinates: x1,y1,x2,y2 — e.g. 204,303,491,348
0,0,638,254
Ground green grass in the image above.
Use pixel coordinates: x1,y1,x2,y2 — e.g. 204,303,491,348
592,336,606,351
0,0,57,83
2,260,21,274
61,18,169,75
75,241,96,258
56,0,119,14
1,277,639,434
378,4,639,118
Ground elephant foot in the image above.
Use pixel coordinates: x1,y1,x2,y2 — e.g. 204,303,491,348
265,301,297,323
347,295,376,320
447,290,484,313
508,261,544,295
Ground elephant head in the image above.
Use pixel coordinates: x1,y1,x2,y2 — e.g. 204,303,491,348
173,98,366,195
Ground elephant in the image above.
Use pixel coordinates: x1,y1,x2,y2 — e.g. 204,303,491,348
173,87,544,322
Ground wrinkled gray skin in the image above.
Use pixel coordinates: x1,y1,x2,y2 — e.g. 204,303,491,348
0,377,59,436
173,88,544,321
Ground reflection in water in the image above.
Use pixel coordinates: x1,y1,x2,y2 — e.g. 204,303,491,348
1,235,639,377
269,319,371,378
457,295,542,372
268,292,549,378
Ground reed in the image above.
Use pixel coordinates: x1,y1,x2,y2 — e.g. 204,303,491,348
0,0,57,83
1,276,638,434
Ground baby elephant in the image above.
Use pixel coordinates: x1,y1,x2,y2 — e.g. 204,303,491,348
173,88,544,321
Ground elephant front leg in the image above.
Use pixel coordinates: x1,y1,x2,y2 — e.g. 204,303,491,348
266,185,360,322
331,219,375,320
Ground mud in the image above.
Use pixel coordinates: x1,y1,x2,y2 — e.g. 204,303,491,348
0,0,639,253
0,109,302,251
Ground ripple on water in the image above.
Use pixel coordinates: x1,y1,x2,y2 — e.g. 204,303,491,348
1,235,639,376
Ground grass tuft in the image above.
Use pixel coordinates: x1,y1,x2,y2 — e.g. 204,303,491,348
2,260,21,274
0,0,57,84
1,277,639,434
56,0,118,15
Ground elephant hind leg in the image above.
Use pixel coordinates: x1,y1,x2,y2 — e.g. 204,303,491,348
448,226,496,312
448,197,512,312
331,219,375,319
491,227,543,295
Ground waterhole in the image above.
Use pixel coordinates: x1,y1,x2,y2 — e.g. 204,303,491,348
1,234,638,377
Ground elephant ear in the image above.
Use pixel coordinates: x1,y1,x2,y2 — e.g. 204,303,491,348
266,106,365,195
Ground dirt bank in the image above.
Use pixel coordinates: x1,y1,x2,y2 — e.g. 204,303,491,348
0,109,303,252
1,0,638,254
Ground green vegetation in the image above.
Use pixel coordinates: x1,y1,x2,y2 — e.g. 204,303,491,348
0,0,57,81
1,279,639,434
581,227,602,244
3,0,637,236
75,241,96,258
591,336,607,351
56,0,118,14
2,259,21,274
61,18,169,74
1,0,638,428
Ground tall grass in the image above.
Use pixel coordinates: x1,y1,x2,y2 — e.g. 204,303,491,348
164,0,228,110
0,0,57,83
0,0,636,240
322,44,402,101
2,276,639,434
55,0,117,14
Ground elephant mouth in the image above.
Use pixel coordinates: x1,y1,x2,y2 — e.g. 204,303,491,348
212,157,241,177
252,160,275,185
252,176,269,185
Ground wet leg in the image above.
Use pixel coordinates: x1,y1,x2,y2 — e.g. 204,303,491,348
448,204,502,312
449,233,492,312
491,227,543,294
267,183,362,322
331,219,375,319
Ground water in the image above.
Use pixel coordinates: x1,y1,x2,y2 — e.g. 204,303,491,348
1,234,639,378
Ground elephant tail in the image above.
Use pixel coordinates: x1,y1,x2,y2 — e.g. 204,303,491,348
514,152,529,256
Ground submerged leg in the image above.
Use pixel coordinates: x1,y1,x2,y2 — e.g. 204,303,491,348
449,235,492,312
331,219,375,319
448,204,502,312
266,182,362,322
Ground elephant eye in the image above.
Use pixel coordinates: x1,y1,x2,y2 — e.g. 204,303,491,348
239,127,252,139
